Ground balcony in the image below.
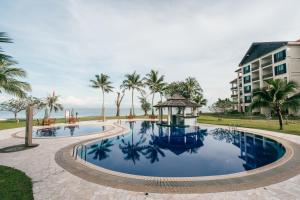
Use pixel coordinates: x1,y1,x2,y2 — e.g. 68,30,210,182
263,73,273,79
245,100,252,104
231,94,238,98
251,66,259,71
231,86,238,90
261,61,272,68
252,77,260,82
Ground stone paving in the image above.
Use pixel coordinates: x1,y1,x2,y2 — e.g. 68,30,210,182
0,120,300,200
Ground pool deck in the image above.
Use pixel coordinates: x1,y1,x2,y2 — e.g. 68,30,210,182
1,120,300,199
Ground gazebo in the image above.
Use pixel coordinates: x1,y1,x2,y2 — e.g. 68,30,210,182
154,94,201,127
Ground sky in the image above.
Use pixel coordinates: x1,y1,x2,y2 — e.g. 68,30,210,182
0,0,299,109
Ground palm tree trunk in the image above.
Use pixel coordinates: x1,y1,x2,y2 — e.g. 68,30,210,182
277,109,283,130
14,112,18,123
151,93,154,116
102,90,105,121
131,89,135,116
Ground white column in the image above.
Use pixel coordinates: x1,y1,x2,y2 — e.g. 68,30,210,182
167,107,171,125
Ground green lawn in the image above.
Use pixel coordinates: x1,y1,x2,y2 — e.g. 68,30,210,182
0,165,33,200
198,114,300,136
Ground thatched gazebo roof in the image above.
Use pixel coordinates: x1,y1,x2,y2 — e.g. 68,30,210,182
154,94,200,108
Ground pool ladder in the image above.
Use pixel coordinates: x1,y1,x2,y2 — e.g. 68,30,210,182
72,144,87,162
228,124,238,132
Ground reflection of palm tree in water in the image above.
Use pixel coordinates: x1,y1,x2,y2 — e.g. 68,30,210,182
88,139,114,160
144,136,165,163
210,128,235,143
139,121,151,139
119,121,147,164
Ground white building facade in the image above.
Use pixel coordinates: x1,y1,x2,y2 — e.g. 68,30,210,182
230,40,300,114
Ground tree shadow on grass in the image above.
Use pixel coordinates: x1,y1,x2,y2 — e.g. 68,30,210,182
0,144,38,153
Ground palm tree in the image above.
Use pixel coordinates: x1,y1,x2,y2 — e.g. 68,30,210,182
0,33,31,97
90,74,114,121
184,77,203,99
45,91,64,117
251,79,300,130
121,71,144,116
144,70,165,115
193,94,207,107
0,32,13,62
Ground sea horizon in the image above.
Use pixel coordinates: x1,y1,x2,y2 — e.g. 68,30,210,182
0,107,146,120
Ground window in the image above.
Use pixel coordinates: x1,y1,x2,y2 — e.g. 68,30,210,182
244,75,251,84
274,63,287,76
274,50,286,63
243,65,250,74
244,85,251,93
244,96,252,103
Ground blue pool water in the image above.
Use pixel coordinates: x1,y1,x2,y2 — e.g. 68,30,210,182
80,121,285,177
34,125,106,137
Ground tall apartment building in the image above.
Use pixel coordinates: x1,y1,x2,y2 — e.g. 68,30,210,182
230,40,300,114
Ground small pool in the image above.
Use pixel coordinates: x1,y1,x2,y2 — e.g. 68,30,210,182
34,125,106,137
79,121,286,177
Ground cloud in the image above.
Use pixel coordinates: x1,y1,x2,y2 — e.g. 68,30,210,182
0,0,299,109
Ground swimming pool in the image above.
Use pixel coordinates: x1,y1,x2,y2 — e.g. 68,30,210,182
34,124,106,137
79,121,285,177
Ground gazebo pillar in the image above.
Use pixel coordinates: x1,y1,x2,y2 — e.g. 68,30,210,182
159,108,163,123
167,107,171,125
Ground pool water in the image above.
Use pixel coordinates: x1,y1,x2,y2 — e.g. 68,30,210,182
34,125,106,137
81,121,285,177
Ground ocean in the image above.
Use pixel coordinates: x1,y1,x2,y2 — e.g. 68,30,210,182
0,107,147,120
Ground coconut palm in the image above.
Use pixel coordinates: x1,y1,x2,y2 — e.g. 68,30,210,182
193,94,207,107
90,74,114,121
251,79,300,130
121,71,144,116
144,70,165,115
44,92,64,117
184,77,203,99
1,32,31,97
0,32,13,62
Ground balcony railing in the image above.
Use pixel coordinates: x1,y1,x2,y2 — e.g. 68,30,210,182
252,77,260,82
251,66,259,71
231,86,238,90
261,61,272,68
231,94,238,97
263,73,273,79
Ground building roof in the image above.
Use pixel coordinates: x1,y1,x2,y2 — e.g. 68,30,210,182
239,41,288,66
154,94,200,108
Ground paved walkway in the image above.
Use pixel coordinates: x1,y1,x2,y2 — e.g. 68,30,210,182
0,121,300,200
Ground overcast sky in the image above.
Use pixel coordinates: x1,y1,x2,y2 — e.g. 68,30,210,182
0,0,299,109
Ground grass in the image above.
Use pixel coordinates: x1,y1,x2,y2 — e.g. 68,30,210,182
0,165,33,200
0,115,152,130
198,113,300,136
2,113,300,136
